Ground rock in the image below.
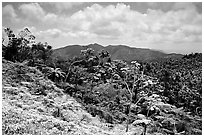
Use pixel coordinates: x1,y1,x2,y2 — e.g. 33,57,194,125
137,114,146,120
133,119,151,126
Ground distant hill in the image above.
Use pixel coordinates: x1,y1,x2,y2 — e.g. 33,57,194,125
52,43,183,62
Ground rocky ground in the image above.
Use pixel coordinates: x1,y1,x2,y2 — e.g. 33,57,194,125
2,59,202,135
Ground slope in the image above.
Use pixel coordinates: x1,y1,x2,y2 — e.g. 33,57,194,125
2,59,144,135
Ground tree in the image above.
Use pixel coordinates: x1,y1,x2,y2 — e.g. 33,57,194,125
159,69,173,99
30,42,53,66
119,61,144,132
64,48,98,82
98,49,110,66
47,67,66,82
3,27,35,62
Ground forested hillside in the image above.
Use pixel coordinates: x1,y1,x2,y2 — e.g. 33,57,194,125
52,43,183,62
2,27,202,135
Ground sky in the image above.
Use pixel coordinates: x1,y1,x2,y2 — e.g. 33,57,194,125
2,2,202,54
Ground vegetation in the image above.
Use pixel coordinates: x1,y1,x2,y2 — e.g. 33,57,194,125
2,27,202,135
3,28,35,62
46,67,66,82
3,27,53,67
143,53,202,116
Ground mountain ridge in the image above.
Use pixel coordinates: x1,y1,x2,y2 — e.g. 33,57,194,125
53,43,183,62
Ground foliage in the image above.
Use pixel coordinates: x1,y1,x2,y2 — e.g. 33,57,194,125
46,67,66,82
2,27,55,82
98,49,111,66
2,27,202,135
3,28,35,62
59,49,201,135
3,28,53,67
143,53,202,115
29,42,53,67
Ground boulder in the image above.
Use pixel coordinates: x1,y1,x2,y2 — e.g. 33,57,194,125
137,114,146,120
133,119,151,126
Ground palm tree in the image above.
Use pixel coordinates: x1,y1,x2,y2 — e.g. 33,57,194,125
98,49,110,66
47,67,66,82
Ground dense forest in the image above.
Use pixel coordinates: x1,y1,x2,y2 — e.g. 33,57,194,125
2,28,202,135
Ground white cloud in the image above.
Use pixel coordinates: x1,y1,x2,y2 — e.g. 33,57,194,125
67,3,201,44
18,3,62,28
69,3,134,39
35,28,62,39
2,2,202,53
2,4,19,24
19,3,45,22
3,4,17,18
43,13,58,25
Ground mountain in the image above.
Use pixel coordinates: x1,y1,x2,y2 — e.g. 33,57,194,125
53,43,183,62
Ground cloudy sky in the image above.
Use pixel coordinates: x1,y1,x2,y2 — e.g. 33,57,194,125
2,2,202,54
